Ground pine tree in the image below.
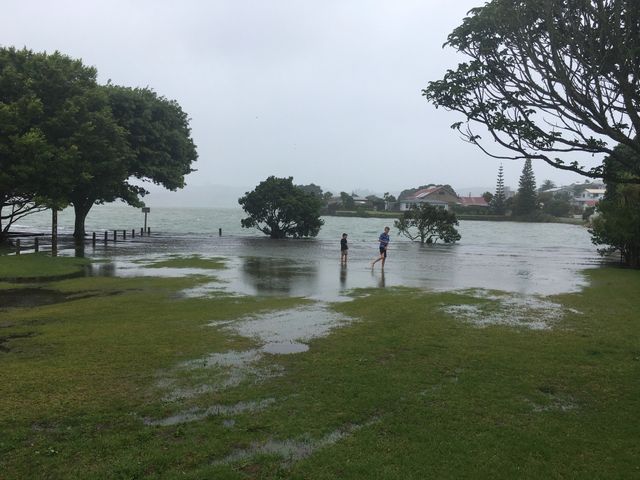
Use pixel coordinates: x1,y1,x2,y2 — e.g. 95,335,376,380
514,159,538,216
491,164,506,215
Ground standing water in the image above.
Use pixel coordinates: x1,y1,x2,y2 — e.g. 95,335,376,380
13,205,601,297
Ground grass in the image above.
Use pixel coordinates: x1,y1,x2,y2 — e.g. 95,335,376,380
0,253,88,279
0,253,639,479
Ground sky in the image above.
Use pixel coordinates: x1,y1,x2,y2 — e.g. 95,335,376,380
3,0,594,206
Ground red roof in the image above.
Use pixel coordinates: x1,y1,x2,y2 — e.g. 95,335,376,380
459,196,489,207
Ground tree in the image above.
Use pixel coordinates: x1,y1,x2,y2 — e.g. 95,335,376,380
424,0,640,183
590,145,640,267
0,47,197,242
540,190,572,217
482,191,493,203
296,183,323,198
490,164,507,215
539,180,556,192
0,47,111,243
394,204,461,244
339,192,355,209
239,176,324,238
69,85,197,238
513,159,538,216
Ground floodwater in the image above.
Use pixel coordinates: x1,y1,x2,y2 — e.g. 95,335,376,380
14,205,601,297
61,219,602,299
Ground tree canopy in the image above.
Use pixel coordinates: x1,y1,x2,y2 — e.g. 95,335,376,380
0,47,197,242
239,176,324,239
424,0,640,183
513,159,538,216
590,145,640,267
394,204,461,244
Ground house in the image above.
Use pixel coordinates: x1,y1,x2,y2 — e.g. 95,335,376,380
573,188,605,210
399,186,459,211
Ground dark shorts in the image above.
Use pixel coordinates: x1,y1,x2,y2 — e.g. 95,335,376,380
379,247,387,257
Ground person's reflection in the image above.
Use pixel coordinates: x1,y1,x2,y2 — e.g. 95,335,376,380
339,264,347,288
371,269,385,288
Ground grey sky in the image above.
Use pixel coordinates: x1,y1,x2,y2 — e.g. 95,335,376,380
3,0,593,204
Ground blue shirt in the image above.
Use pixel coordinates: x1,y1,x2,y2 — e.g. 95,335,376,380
379,232,390,249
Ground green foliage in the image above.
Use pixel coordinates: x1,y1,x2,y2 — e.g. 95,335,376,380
424,0,640,182
0,47,197,242
296,183,323,198
490,164,507,215
0,47,103,240
340,191,355,209
513,159,538,216
539,190,572,218
239,176,324,238
590,146,640,267
394,204,461,244
68,85,197,237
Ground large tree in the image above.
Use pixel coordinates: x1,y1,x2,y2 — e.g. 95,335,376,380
513,159,538,216
69,85,197,238
590,145,640,267
0,47,103,242
395,204,461,244
424,0,640,183
239,176,324,239
0,47,198,242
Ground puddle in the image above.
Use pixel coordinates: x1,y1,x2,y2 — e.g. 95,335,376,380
263,342,309,354
145,398,276,426
0,289,69,309
211,304,353,347
213,417,380,467
160,349,283,402
442,290,577,330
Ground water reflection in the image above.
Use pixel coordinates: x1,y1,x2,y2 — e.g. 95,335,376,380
239,257,319,296
339,264,347,288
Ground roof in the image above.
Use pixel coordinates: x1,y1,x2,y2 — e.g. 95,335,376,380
584,189,606,194
459,196,489,207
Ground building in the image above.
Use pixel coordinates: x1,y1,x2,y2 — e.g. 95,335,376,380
399,186,460,211
573,188,605,210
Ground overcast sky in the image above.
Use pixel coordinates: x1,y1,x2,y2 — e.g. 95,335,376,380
3,0,593,204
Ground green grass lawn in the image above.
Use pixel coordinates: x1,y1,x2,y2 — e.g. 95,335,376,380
0,254,638,479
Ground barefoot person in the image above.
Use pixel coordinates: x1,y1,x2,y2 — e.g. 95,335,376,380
340,233,349,264
371,226,390,269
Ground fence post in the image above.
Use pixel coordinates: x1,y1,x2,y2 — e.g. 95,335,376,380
104,231,108,243
92,232,96,246
147,227,151,235
15,239,20,255
34,237,39,252
132,229,135,238
219,228,222,236
140,227,144,237
113,230,117,242
123,229,126,240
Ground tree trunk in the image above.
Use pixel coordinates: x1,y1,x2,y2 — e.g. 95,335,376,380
52,208,58,257
73,201,94,240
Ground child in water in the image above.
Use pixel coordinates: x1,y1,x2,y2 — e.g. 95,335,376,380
340,233,348,264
